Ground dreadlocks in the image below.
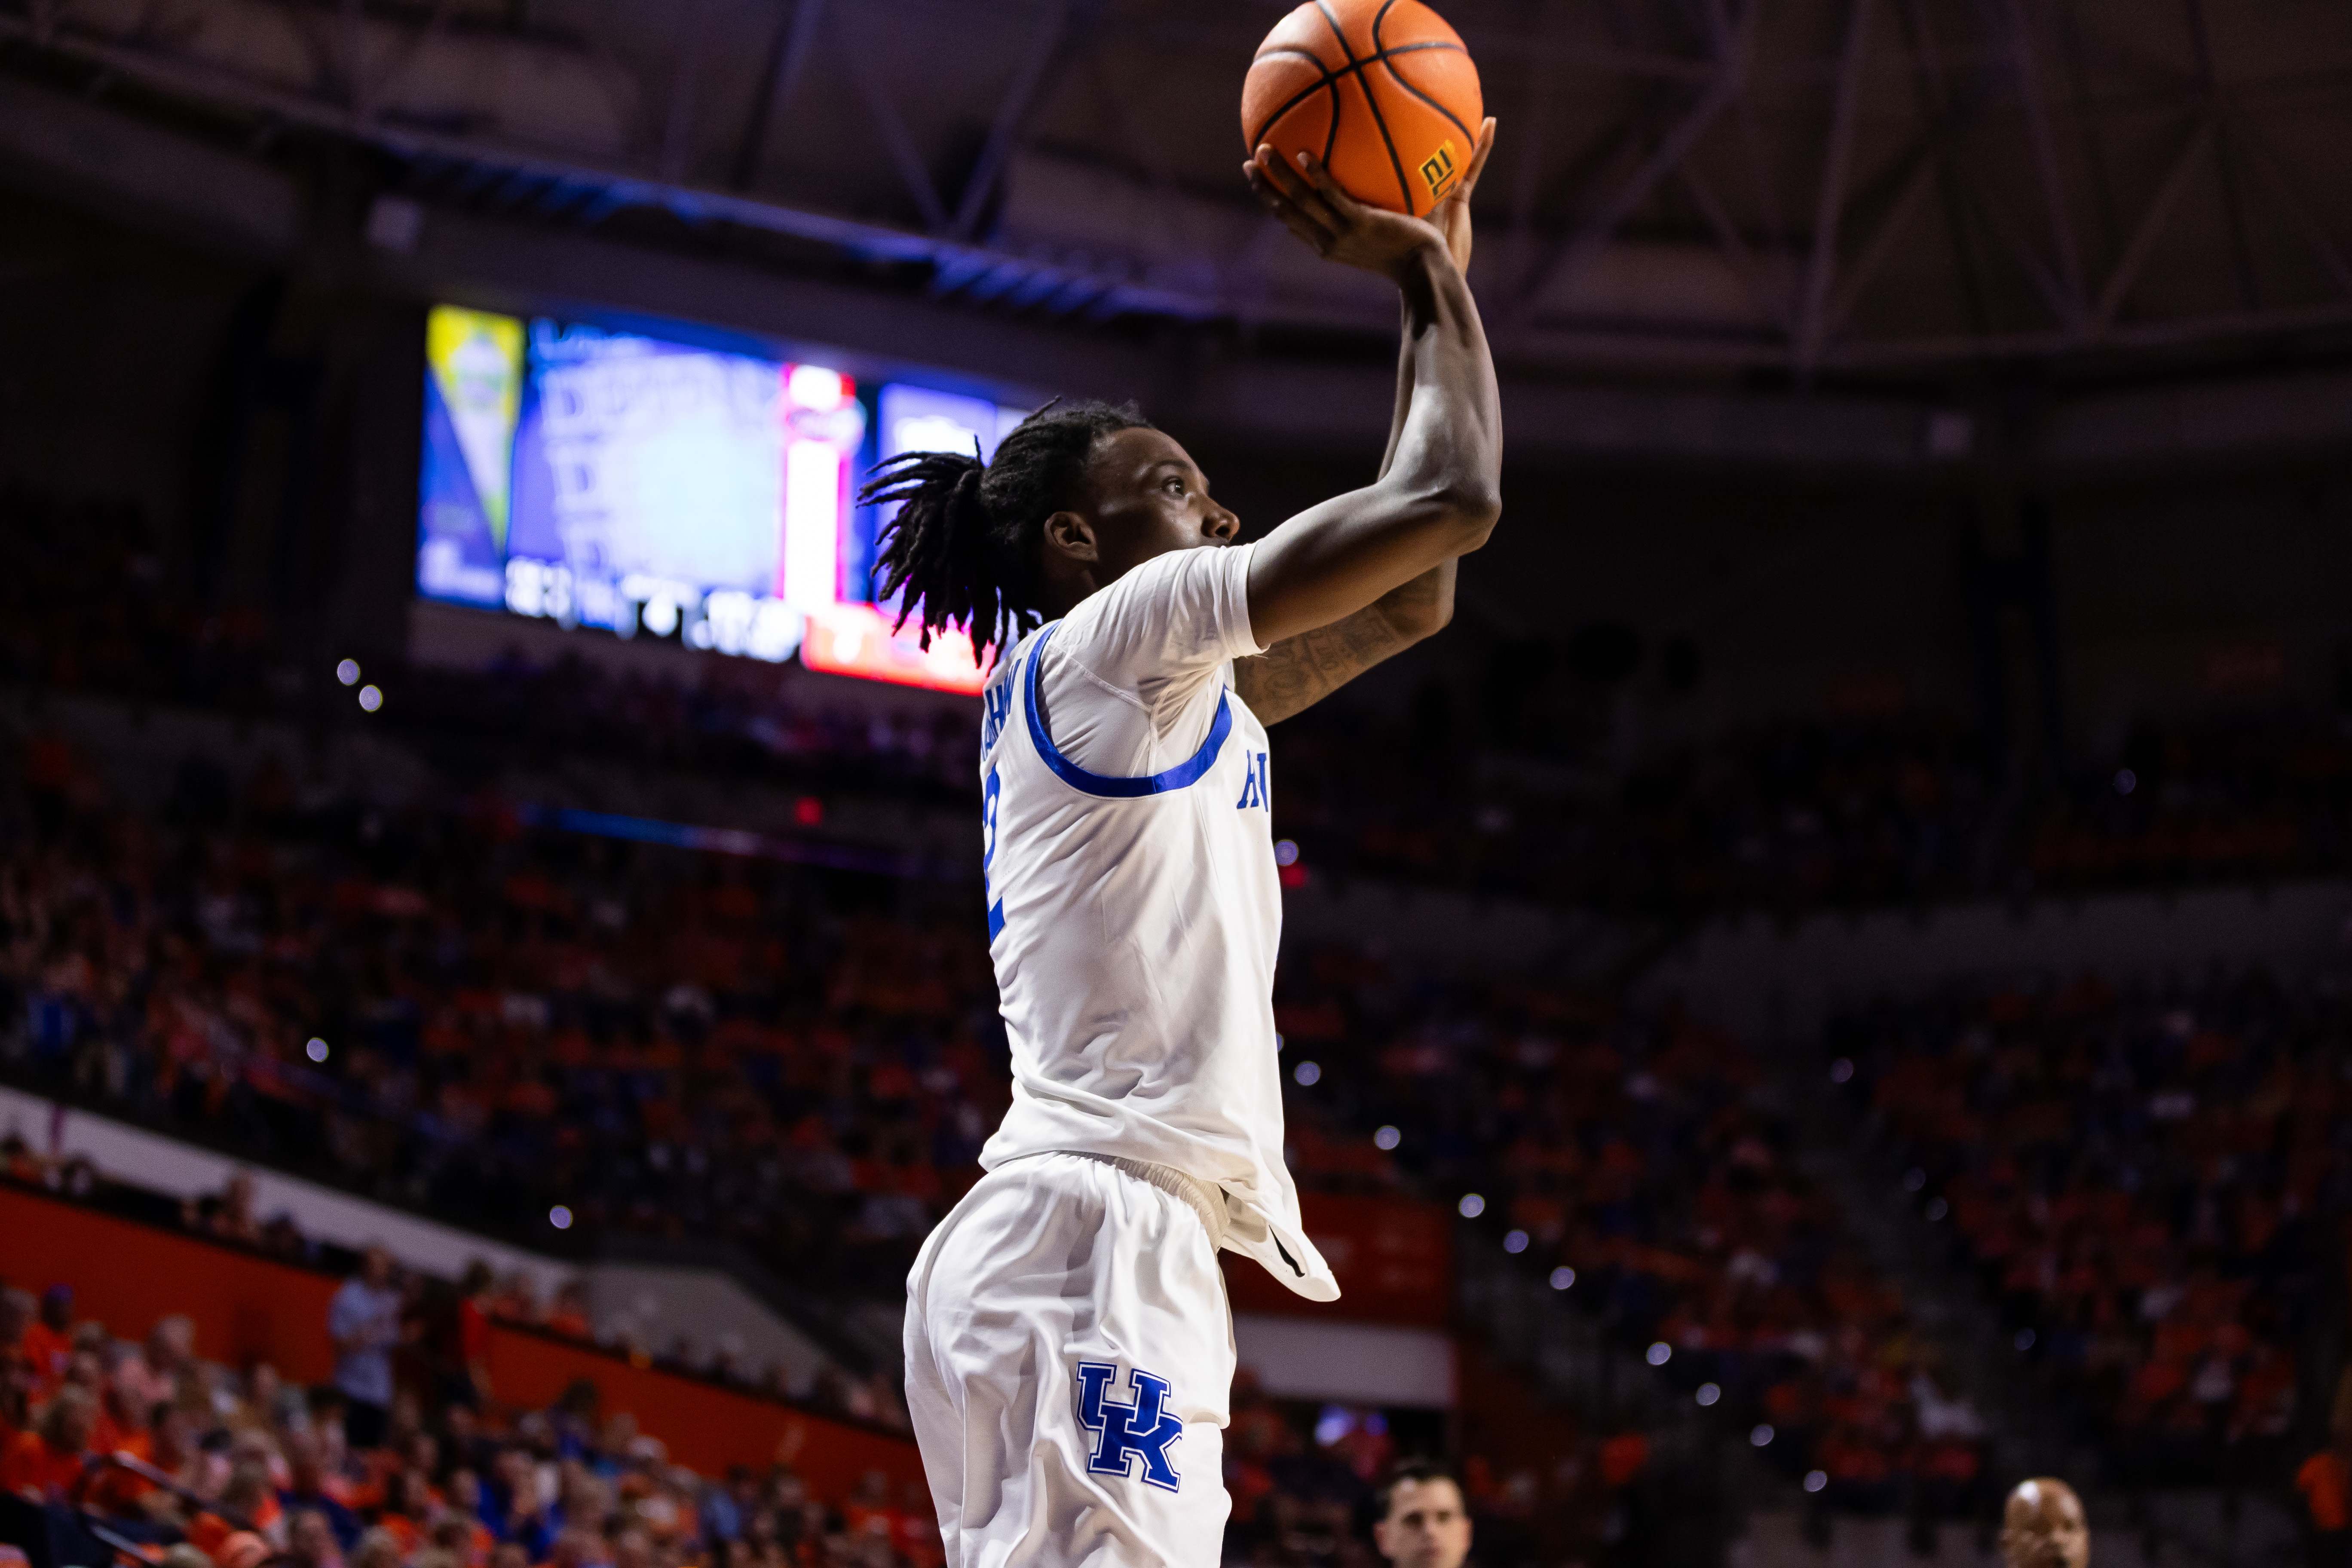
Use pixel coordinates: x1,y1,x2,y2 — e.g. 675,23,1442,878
858,398,1153,663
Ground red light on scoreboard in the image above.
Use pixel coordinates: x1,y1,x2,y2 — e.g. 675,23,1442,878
800,603,990,695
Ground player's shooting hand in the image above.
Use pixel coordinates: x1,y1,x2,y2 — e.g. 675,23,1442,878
1244,144,1447,282
1429,118,1497,275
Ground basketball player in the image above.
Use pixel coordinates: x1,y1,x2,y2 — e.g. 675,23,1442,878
1372,1461,1475,1568
1999,1479,2090,1568
874,119,1499,1568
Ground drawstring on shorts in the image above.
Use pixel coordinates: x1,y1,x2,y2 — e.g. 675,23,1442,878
1060,1151,1229,1250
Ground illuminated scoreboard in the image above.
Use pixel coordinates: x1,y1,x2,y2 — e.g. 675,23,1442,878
416,304,1028,694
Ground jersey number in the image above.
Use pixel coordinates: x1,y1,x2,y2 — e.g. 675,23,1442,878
982,766,1006,940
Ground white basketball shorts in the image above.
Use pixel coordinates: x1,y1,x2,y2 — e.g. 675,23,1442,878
903,1151,1236,1568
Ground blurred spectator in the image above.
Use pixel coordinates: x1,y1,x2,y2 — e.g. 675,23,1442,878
3,1383,98,1501
452,1262,496,1411
206,1172,265,1247
287,1508,343,1568
543,1286,592,1343
281,1430,363,1549
2300,1424,2351,1568
330,1249,406,1452
0,1286,31,1357
1372,1460,1472,1568
187,1458,283,1555
21,1286,74,1397
122,1314,199,1412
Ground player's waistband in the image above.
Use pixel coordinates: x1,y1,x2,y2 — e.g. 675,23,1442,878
1062,1150,1229,1250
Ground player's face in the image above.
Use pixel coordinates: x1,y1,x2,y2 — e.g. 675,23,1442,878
1373,1479,1472,1568
2040,1492,2089,1568
1081,427,1241,579
2003,1482,2089,1568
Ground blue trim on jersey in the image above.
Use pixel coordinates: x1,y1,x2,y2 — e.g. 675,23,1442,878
1023,623,1234,798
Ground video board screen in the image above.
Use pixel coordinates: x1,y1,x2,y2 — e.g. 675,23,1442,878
416,304,1027,693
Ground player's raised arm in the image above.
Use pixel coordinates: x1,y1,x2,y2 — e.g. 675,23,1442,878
1233,122,1502,717
1239,129,1501,648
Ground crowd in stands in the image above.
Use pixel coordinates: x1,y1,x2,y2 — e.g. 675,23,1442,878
0,720,1825,1556
0,1267,937,1568
1268,946,1995,1523
1826,968,2348,1486
12,485,2352,929
0,1133,910,1434
1277,701,2352,918
6,698,2239,1532
0,720,1005,1306
2019,719,2352,897
0,754,1573,1555
1273,707,2001,919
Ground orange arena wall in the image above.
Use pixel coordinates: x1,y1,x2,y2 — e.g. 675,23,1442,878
0,1182,922,1494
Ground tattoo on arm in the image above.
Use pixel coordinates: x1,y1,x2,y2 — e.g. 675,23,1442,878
1234,564,1450,724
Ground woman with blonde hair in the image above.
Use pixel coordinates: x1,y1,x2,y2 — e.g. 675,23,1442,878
1,1384,99,1501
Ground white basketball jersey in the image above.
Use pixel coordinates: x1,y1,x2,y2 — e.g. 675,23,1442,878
972,544,1338,1302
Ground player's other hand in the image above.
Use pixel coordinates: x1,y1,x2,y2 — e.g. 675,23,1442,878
1246,143,1443,282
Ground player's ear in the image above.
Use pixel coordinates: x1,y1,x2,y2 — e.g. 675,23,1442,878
1040,509,1099,564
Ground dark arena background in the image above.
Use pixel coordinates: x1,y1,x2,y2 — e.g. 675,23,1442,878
3,2,2352,1567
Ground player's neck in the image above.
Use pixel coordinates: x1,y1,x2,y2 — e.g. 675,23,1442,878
1037,567,1104,621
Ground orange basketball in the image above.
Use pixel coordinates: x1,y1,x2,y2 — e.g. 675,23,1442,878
1241,0,1483,219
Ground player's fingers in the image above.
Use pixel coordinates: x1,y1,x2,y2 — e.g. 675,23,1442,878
1295,150,1366,225
1252,144,1318,205
1244,165,1337,253
1255,150,1343,236
1244,158,1323,224
1280,173,1351,240
1258,146,1347,233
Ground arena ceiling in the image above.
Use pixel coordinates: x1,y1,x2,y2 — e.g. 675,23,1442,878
8,0,2352,453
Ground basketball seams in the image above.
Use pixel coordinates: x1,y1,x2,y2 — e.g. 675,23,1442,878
1246,73,1345,173
1247,0,1476,216
1369,0,1477,153
1318,0,1413,206
1311,0,1357,61
1354,71,1415,213
1249,64,1336,153
1248,43,1467,152
1324,0,1425,212
1378,55,1477,150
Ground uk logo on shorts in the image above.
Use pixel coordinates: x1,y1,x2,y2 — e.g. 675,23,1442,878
1075,1362,1184,1491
